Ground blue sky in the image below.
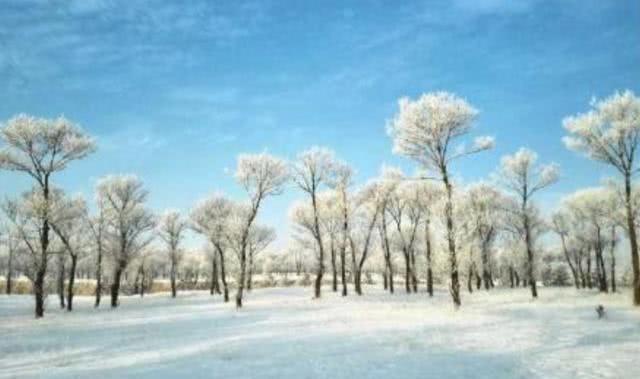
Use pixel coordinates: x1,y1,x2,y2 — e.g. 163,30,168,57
1,0,639,249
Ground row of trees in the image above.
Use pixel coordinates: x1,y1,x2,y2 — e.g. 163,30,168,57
289,90,640,308
1,89,639,318
0,115,286,317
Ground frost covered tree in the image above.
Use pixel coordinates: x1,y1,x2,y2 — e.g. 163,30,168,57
328,161,354,295
555,188,617,293
233,153,288,307
97,175,155,308
86,197,107,307
388,92,494,307
289,200,321,279
563,90,640,305
417,180,441,296
291,147,337,299
386,179,424,293
0,217,20,295
551,211,583,289
191,194,235,302
246,224,276,291
158,210,187,298
49,191,90,311
464,183,504,290
0,114,95,317
498,148,558,298
349,180,388,295
319,192,342,293
377,166,403,294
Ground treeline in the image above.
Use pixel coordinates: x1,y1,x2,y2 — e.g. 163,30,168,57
1,89,640,318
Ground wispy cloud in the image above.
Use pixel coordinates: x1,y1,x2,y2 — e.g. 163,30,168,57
0,0,269,92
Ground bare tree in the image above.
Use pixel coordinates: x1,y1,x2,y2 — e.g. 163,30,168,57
97,175,155,308
0,114,95,317
498,148,558,298
388,92,494,307
563,90,640,305
158,210,187,298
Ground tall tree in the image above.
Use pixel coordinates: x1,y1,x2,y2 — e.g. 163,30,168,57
0,114,95,317
388,92,494,307
417,180,440,297
97,175,154,308
292,147,337,299
49,191,90,311
330,162,354,296
191,194,235,302
0,227,19,295
158,210,187,298
563,90,640,305
86,197,107,307
464,183,504,291
377,166,403,295
233,153,288,308
498,148,558,298
246,224,276,291
349,180,387,295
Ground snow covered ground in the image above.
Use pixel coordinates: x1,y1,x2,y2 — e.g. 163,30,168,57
1,286,638,379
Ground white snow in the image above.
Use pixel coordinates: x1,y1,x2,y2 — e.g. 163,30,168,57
0,287,638,379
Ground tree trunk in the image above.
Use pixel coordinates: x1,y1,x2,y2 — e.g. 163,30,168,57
140,266,146,298
410,249,418,293
354,270,362,295
523,198,538,299
110,264,124,308
340,244,348,296
217,245,229,302
509,266,515,288
560,234,580,289
610,227,617,293
94,245,103,307
481,242,491,290
381,220,394,294
586,250,593,289
33,268,46,318
442,169,461,307
349,238,361,295
475,271,482,290
6,246,13,295
467,264,474,293
402,250,411,293
595,235,608,293
383,270,388,290
624,172,640,305
236,251,247,308
170,260,177,298
425,222,433,297
210,252,219,295
331,241,338,292
66,255,77,311
247,249,254,292
57,256,66,309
